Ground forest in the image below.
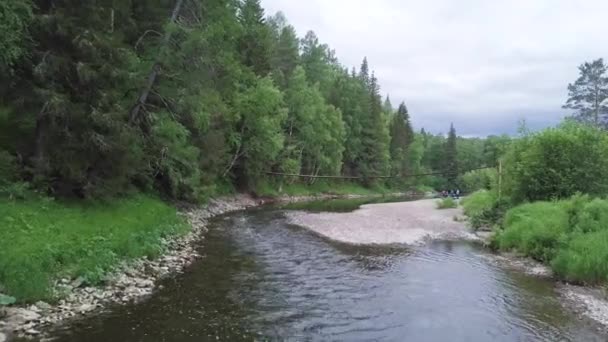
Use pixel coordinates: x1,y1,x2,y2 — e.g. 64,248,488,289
0,0,498,203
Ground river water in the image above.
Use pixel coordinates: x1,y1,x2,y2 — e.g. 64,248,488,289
49,200,607,341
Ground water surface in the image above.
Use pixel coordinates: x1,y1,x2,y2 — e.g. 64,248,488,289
50,202,606,342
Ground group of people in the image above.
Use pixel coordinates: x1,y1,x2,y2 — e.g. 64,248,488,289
441,189,461,199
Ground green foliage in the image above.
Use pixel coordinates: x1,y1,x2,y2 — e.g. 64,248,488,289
445,124,458,187
552,230,608,284
0,0,33,71
459,168,497,193
503,122,608,203
461,190,506,230
0,194,188,302
496,201,569,262
236,77,287,185
0,294,16,306
562,58,608,126
494,195,608,284
389,103,414,181
436,197,457,209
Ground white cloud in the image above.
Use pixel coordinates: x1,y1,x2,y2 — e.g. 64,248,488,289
261,0,608,135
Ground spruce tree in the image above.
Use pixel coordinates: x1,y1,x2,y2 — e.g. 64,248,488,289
389,102,414,179
238,0,272,76
445,123,459,187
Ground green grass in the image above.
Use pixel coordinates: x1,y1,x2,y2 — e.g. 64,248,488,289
494,195,608,284
254,180,391,197
461,190,505,230
496,201,569,262
436,197,457,209
552,230,608,284
0,194,188,302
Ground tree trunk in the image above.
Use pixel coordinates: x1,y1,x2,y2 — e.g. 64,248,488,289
129,0,184,124
33,102,50,174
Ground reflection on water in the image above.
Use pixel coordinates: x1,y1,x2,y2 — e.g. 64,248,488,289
50,208,606,342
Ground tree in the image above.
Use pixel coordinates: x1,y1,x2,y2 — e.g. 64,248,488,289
563,59,608,127
389,102,414,178
231,77,287,187
359,72,390,180
445,123,458,187
503,122,608,202
238,0,273,76
0,0,33,73
270,22,299,88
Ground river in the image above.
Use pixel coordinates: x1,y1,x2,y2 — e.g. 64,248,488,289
48,199,607,341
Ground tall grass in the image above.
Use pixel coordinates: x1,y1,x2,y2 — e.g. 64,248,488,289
436,197,457,209
461,190,505,230
0,194,188,302
494,195,608,284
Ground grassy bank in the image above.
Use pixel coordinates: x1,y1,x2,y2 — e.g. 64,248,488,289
0,194,188,302
253,180,400,197
464,191,608,285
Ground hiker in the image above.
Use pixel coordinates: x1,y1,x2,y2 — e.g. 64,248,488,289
455,189,461,199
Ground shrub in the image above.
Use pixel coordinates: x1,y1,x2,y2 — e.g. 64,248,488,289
496,201,569,262
502,122,608,203
437,197,457,209
461,190,506,230
459,168,497,193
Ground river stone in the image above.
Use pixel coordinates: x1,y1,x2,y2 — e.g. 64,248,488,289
12,308,41,322
71,276,86,289
78,304,95,313
35,301,52,312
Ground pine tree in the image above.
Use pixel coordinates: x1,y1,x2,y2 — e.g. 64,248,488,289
563,58,608,127
445,123,458,187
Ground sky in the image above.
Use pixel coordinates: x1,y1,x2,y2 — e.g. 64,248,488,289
261,0,608,136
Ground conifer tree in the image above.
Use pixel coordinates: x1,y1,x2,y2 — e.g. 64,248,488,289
389,102,414,178
238,0,272,76
445,123,459,187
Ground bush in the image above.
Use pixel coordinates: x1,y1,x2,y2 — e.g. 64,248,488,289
459,168,497,193
503,122,608,203
0,194,188,302
461,190,506,230
437,197,457,209
496,201,569,262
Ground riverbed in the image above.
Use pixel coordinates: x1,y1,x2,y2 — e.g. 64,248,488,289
44,199,608,341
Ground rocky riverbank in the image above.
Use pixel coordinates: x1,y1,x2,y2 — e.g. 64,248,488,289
0,192,399,341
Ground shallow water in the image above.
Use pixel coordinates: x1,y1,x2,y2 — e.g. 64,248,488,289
49,202,607,342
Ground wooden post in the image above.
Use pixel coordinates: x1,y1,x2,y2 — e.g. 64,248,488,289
498,160,502,201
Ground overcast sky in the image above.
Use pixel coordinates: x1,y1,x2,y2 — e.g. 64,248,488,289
261,0,608,136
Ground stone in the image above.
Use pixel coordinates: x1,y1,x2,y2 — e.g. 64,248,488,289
25,328,40,335
35,301,52,311
12,308,41,322
71,276,86,289
78,304,94,313
0,332,6,342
